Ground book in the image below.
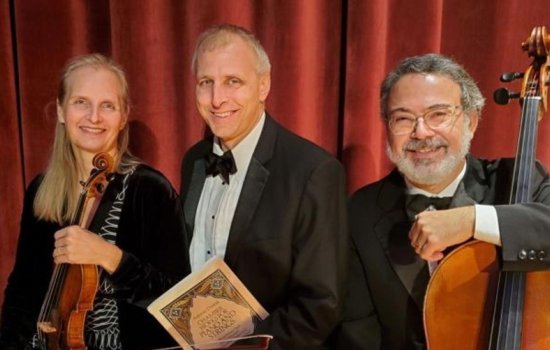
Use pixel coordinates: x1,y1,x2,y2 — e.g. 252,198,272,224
148,257,270,350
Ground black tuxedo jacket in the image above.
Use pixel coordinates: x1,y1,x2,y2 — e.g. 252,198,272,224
180,114,348,350
334,156,550,350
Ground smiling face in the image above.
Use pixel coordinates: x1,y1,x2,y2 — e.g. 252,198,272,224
385,73,478,190
57,66,126,163
195,35,271,150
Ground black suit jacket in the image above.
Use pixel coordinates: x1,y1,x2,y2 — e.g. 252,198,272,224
334,156,550,350
180,114,348,350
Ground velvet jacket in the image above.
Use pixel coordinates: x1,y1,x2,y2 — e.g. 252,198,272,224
0,165,190,350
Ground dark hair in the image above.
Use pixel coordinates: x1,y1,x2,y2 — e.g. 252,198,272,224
380,53,485,120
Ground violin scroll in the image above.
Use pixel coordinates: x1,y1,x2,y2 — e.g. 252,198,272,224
76,153,114,222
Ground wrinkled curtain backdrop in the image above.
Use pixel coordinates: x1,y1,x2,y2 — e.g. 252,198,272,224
1,0,550,303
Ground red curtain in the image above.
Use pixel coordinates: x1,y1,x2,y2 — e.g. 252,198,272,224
1,0,550,304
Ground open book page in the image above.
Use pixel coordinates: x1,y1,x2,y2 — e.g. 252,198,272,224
148,257,269,350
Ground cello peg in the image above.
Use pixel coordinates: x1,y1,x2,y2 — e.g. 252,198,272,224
500,72,524,82
494,88,520,105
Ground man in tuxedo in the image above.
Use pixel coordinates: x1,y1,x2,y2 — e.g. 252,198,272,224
180,24,348,350
335,54,550,349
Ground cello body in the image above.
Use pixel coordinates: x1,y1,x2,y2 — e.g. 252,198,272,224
424,241,550,349
424,26,550,350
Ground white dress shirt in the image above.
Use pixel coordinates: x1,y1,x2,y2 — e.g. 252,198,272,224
406,161,502,246
189,113,266,272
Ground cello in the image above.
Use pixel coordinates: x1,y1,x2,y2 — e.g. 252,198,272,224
424,26,550,349
35,153,113,350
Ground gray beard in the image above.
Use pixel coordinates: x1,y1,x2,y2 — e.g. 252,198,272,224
386,127,473,186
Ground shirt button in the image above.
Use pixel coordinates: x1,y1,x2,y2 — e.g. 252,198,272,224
518,249,527,260
207,250,211,255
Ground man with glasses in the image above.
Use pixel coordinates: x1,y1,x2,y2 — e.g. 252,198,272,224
333,54,550,349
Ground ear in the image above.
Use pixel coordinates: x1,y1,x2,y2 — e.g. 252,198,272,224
56,100,65,124
258,72,271,102
466,110,479,134
120,114,128,130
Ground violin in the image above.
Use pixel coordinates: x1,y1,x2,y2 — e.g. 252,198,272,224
35,153,113,350
423,26,550,349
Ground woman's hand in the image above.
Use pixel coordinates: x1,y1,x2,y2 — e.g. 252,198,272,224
53,225,123,274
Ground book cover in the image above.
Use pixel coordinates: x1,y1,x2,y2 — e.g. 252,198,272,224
147,257,269,349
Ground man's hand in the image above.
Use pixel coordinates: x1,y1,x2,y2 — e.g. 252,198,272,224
408,206,475,261
53,225,122,274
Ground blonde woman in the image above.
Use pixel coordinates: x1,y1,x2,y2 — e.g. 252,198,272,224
0,54,189,350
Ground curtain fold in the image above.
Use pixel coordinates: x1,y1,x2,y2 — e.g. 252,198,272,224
1,0,550,305
0,0,24,302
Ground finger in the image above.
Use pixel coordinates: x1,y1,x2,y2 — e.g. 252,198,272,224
408,220,421,246
413,230,426,253
54,228,68,240
415,239,426,254
54,254,66,265
418,239,443,259
422,250,444,262
53,247,64,260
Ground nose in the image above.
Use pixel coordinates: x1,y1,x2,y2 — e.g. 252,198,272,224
411,118,435,139
211,84,227,108
86,105,102,123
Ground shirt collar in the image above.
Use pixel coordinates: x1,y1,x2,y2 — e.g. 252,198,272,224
212,112,266,176
406,161,467,197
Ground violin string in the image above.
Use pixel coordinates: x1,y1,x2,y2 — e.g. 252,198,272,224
36,263,62,345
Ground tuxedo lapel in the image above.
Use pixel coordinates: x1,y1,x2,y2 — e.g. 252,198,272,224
225,158,270,265
224,115,277,265
375,171,429,309
461,155,490,204
184,150,208,234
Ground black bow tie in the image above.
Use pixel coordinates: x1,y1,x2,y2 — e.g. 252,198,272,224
405,194,452,219
205,151,237,184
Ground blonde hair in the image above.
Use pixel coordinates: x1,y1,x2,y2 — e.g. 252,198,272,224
191,23,271,75
34,53,140,223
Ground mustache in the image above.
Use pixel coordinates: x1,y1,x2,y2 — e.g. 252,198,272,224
404,138,448,151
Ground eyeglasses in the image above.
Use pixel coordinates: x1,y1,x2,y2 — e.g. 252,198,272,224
387,105,463,135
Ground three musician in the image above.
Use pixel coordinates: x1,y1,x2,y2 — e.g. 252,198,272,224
2,27,550,350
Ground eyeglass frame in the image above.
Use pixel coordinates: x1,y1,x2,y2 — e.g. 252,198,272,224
385,104,464,135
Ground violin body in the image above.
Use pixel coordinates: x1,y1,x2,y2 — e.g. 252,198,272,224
39,265,98,350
